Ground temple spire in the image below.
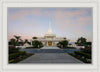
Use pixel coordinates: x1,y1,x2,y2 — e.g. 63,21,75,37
48,20,52,34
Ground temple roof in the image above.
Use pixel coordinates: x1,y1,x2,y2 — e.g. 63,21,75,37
44,33,56,37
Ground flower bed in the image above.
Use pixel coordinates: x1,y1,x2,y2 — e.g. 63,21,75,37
74,51,91,59
69,51,91,63
9,51,33,63
9,45,20,54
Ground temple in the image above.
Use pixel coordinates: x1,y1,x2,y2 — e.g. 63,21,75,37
32,20,67,46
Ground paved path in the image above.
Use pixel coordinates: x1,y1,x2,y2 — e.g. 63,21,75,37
20,49,80,53
19,46,80,53
18,53,83,63
41,46,60,49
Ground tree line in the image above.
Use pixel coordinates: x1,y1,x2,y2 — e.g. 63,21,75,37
9,35,92,48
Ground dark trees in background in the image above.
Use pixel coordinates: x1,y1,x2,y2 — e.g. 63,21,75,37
19,39,24,46
9,46,20,54
75,37,92,54
75,37,87,46
75,37,92,47
14,35,21,46
9,35,24,46
24,39,29,43
32,40,43,48
9,38,16,46
86,42,92,46
57,40,68,48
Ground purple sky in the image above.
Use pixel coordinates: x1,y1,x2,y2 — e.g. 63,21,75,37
8,8,92,42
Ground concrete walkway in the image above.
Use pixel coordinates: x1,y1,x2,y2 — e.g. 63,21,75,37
18,53,83,63
41,46,60,49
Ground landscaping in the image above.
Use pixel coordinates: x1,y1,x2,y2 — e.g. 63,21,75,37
68,37,92,63
9,46,33,63
57,40,76,49
60,47,76,49
69,47,91,63
25,46,42,49
32,40,44,48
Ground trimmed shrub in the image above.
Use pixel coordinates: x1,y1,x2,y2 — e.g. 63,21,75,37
81,46,91,54
9,46,20,54
9,51,26,60
74,51,91,59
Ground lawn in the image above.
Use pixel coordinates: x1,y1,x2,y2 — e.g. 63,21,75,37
69,47,91,63
9,45,33,63
9,51,33,63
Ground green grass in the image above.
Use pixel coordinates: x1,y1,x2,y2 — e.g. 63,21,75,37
9,52,33,63
68,53,91,63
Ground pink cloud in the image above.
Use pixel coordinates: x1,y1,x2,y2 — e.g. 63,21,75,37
8,9,42,20
77,16,91,22
31,9,42,16
51,9,91,34
8,8,92,42
8,10,29,20
8,31,44,41
19,19,40,28
65,9,89,17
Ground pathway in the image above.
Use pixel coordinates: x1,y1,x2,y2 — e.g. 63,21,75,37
41,46,60,49
19,47,80,53
18,46,83,63
18,53,83,63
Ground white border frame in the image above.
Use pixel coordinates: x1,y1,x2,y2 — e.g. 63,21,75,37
2,2,97,70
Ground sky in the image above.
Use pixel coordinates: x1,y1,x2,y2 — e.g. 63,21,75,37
8,8,92,42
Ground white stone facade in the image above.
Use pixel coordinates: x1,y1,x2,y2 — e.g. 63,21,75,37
32,34,66,46
32,20,68,47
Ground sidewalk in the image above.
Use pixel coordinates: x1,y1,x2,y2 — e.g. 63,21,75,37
18,53,83,63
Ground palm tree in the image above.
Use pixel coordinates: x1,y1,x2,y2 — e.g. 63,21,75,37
14,35,21,46
19,39,24,46
24,39,28,43
57,40,68,48
75,37,87,46
9,38,16,46
32,40,43,48
20,39,23,42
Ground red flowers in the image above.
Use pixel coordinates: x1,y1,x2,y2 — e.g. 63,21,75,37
9,45,16,49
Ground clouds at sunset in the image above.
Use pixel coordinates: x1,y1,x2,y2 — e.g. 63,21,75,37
8,8,92,42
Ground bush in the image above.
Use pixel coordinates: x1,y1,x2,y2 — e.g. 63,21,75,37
18,51,26,55
80,46,91,54
9,46,20,54
9,51,26,60
57,40,68,48
74,51,91,59
32,40,43,48
9,45,16,48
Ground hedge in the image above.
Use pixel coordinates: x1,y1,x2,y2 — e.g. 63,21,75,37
74,51,91,59
9,51,26,60
9,48,20,54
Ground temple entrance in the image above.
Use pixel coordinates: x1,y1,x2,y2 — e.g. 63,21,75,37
48,41,52,46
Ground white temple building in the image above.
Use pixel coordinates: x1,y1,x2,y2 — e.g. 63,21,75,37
32,20,68,47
